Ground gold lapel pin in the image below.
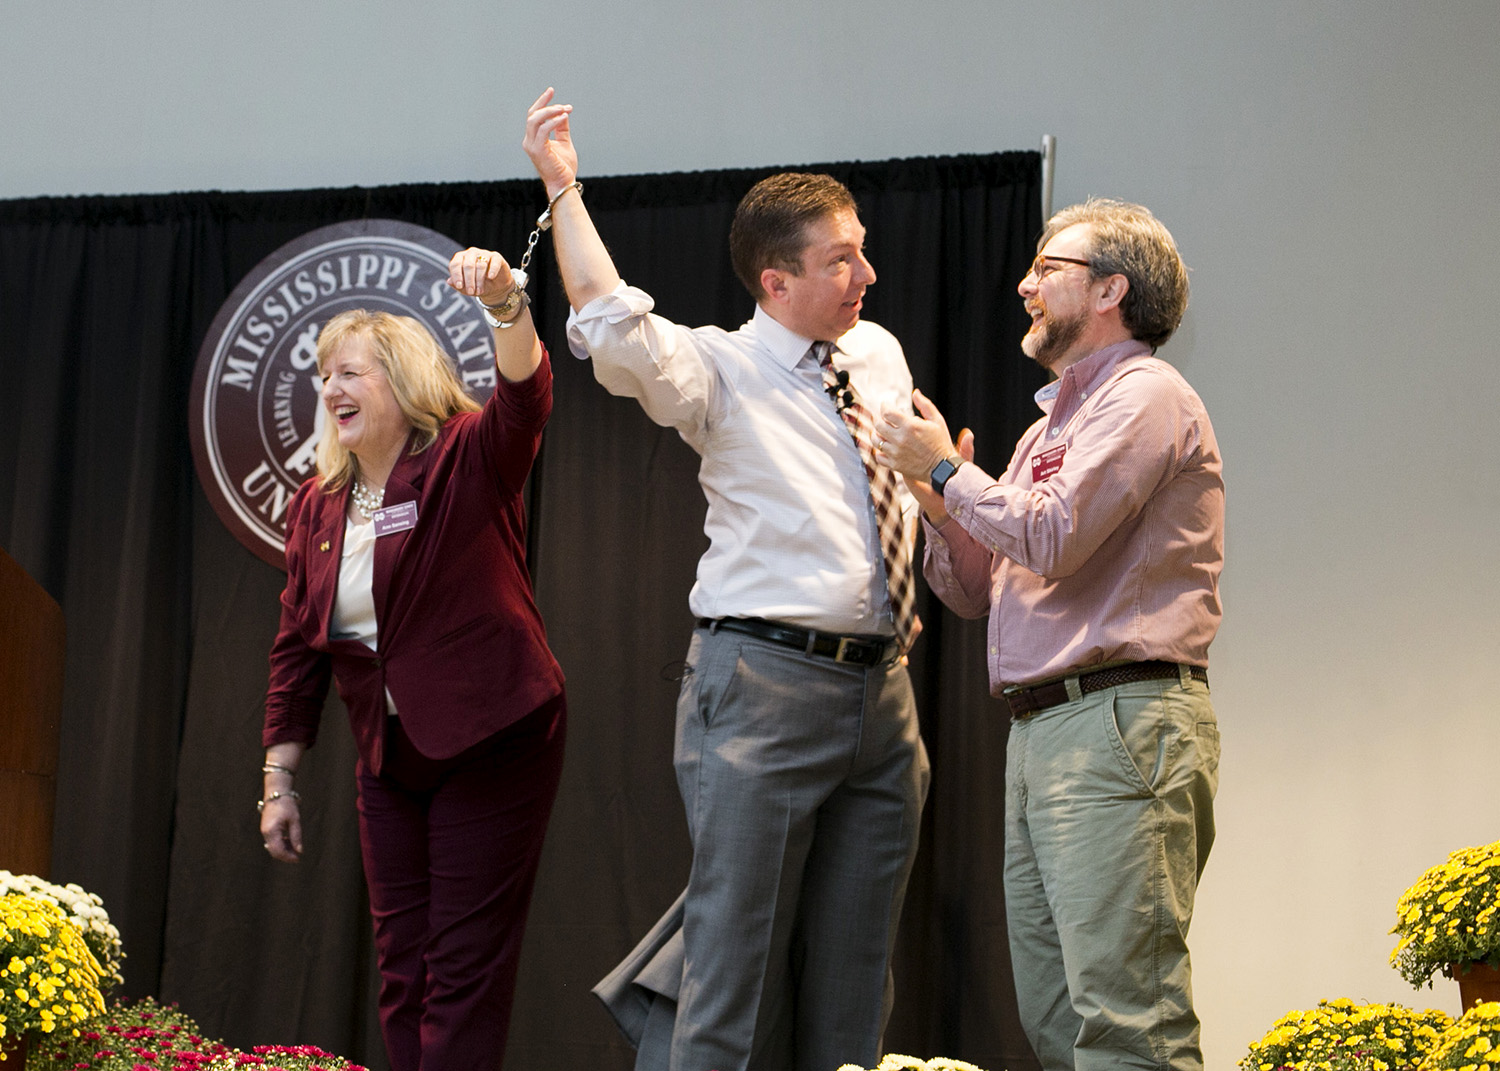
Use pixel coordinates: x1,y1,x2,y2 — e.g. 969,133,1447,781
320,541,331,552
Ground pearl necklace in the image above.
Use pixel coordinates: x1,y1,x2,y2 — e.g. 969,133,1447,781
351,478,383,519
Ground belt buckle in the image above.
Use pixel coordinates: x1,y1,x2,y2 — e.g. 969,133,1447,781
834,636,858,663
1005,686,1039,720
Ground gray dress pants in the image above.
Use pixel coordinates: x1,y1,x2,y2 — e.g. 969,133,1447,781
596,625,929,1071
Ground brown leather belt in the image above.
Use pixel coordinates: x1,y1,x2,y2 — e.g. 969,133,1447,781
1004,660,1208,720
698,617,899,667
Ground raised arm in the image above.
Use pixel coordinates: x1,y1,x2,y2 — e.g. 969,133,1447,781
446,247,544,384
523,88,622,310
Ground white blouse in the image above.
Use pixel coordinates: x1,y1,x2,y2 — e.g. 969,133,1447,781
331,515,398,714
332,515,379,648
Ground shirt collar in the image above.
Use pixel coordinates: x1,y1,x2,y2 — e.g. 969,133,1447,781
1034,338,1152,416
751,303,834,370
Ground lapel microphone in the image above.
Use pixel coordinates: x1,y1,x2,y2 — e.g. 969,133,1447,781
825,369,853,413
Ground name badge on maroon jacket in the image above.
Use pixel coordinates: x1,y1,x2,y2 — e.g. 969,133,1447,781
373,501,418,537
1031,443,1067,482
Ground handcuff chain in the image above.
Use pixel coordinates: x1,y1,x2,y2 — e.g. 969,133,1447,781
516,180,583,283
517,225,542,279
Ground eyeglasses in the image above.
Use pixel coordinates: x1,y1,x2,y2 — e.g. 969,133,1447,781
1028,254,1092,282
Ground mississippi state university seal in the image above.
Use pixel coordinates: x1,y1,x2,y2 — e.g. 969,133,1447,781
189,220,496,569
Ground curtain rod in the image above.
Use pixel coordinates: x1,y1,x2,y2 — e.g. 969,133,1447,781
1041,134,1056,221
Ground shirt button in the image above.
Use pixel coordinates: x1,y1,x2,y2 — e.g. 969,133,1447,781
990,646,998,655
1049,427,1060,438
1080,390,1089,399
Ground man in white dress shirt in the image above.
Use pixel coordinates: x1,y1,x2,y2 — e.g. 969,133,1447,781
522,89,929,1071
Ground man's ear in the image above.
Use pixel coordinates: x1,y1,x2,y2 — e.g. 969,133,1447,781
760,266,790,306
1094,273,1129,314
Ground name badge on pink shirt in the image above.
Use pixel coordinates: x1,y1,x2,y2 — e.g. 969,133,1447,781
1031,443,1067,482
373,501,418,537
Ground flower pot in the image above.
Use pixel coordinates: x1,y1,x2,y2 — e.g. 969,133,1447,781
1452,960,1500,1010
0,1030,28,1068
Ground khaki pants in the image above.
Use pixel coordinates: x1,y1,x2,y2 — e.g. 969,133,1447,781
1004,672,1219,1071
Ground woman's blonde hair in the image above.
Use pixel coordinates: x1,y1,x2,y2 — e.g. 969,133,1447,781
314,309,481,491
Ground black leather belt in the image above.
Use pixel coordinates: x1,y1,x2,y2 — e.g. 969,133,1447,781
697,617,899,667
1004,660,1208,720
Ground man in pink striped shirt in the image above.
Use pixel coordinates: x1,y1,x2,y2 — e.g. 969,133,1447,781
877,199,1223,1071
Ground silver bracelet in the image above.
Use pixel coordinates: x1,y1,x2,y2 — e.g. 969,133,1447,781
261,763,295,776
256,789,301,814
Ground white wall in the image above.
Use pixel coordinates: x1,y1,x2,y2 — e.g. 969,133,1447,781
6,2,1498,1066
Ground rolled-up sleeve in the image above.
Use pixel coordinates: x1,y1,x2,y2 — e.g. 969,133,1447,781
566,282,719,438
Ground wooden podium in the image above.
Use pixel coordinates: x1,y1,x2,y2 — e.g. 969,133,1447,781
0,547,65,878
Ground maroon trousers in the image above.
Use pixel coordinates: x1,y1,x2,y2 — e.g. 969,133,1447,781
356,693,566,1071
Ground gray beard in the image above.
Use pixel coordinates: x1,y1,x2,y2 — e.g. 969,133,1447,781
1022,306,1087,372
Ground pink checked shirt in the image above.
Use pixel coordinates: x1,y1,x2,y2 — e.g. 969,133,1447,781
922,340,1224,691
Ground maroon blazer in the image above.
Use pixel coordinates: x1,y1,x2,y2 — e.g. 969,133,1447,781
262,351,564,774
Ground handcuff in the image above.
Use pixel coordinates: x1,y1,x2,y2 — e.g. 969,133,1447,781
478,180,583,329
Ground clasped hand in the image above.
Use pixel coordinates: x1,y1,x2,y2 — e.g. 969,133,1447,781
876,389,975,521
447,247,517,306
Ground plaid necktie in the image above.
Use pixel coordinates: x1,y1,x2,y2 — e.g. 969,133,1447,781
815,342,921,652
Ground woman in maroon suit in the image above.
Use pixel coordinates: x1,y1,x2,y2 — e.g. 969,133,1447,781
258,247,564,1071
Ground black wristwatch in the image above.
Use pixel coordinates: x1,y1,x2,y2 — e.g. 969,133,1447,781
929,454,966,495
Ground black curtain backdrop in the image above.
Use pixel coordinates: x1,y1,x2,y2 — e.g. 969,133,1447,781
0,153,1044,1071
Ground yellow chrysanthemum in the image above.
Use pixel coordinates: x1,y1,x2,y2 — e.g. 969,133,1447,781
1243,999,1455,1071
0,892,105,1039
1392,842,1500,989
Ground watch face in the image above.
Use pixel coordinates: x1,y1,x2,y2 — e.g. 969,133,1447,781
932,457,963,493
